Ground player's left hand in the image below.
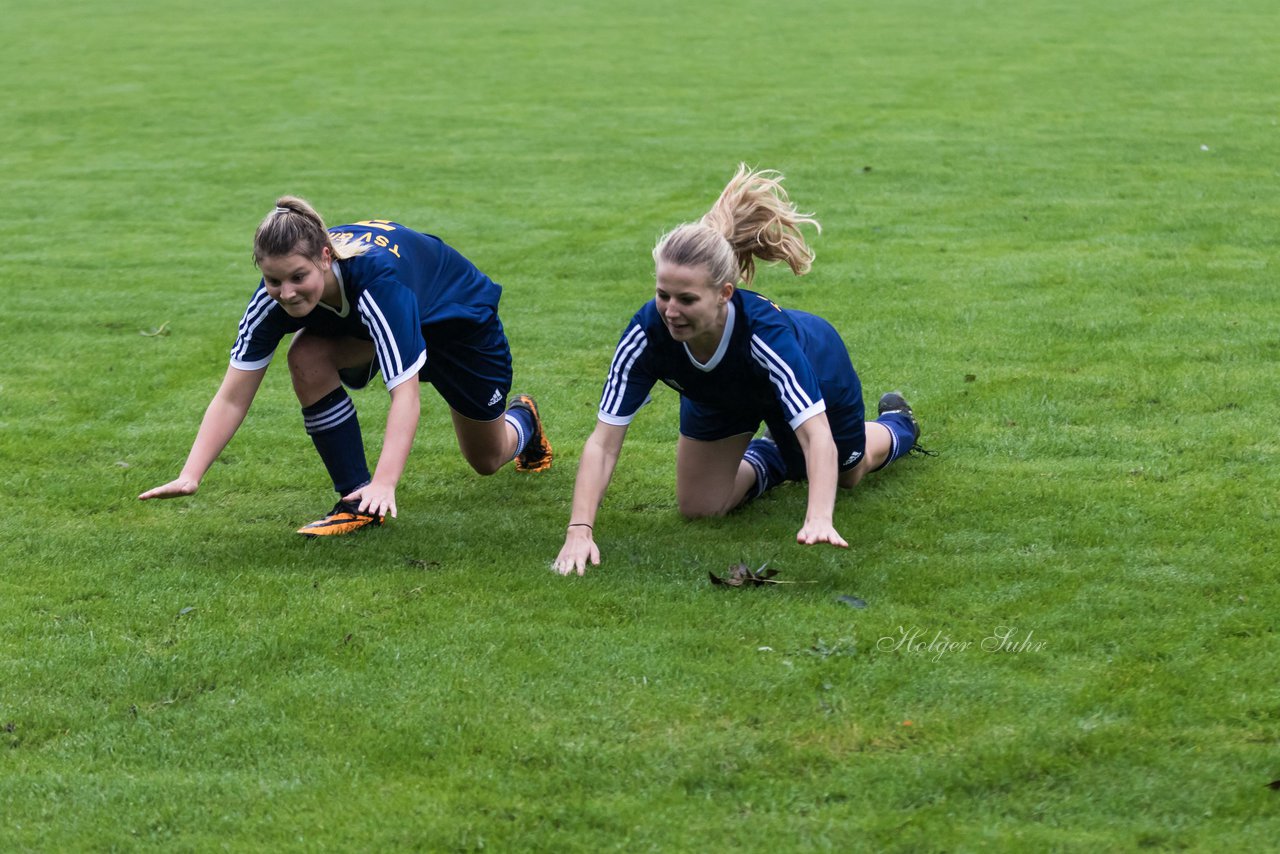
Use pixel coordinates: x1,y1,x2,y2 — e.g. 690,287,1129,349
796,518,849,548
553,526,600,576
344,481,397,520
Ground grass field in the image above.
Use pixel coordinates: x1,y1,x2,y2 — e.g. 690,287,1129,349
2,0,1277,850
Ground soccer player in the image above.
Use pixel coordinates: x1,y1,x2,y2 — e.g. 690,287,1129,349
553,165,926,575
139,197,552,535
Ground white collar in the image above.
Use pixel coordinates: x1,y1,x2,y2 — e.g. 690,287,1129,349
320,262,352,317
683,300,735,372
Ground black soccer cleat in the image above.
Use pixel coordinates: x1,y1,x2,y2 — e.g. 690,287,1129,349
510,393,553,473
878,391,935,456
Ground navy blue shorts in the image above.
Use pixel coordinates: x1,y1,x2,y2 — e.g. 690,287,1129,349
680,398,867,480
678,321,867,480
339,313,512,422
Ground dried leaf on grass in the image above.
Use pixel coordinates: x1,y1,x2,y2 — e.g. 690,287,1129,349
709,561,795,587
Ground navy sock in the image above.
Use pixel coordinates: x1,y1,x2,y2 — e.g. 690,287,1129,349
873,412,917,471
302,387,371,495
503,406,534,460
742,437,788,501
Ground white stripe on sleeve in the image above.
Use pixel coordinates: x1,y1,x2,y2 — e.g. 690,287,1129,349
600,325,647,417
385,350,426,390
230,291,277,363
749,334,815,418
357,292,405,380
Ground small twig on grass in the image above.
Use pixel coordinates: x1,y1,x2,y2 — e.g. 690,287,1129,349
139,321,171,337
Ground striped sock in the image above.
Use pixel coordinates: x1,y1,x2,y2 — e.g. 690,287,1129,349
872,412,917,471
742,437,787,501
503,407,533,461
302,387,371,494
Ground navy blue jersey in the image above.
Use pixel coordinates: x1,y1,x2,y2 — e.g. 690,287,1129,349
230,221,502,390
599,288,858,431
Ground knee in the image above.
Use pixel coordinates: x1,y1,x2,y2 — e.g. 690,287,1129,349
838,468,864,490
677,495,731,519
286,337,343,402
464,450,506,477
286,335,330,381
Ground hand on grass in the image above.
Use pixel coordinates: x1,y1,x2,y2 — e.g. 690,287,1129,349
796,518,849,548
138,478,199,500
553,527,600,576
344,481,396,520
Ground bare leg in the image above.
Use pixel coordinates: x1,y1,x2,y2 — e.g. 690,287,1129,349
837,421,893,489
287,331,376,406
675,433,755,518
450,408,519,476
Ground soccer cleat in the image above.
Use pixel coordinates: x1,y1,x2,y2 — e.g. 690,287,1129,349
877,391,919,441
297,500,383,537
878,391,935,456
509,393,553,473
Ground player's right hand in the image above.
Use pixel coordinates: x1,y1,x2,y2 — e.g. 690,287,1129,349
138,478,199,501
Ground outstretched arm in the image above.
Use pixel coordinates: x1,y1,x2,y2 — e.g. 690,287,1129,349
343,375,420,520
553,420,628,576
138,365,266,500
793,413,849,548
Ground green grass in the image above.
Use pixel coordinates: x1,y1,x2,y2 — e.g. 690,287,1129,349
2,0,1278,849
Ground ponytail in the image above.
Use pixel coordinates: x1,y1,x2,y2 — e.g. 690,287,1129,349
252,196,333,266
252,196,371,266
654,164,820,287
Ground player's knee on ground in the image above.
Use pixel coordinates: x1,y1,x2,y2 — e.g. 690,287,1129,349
677,492,736,519
461,446,507,476
838,466,865,489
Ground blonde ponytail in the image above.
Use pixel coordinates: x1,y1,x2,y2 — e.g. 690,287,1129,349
252,195,370,266
253,196,332,266
654,164,820,287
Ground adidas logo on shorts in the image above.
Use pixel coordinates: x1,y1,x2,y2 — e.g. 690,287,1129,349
843,449,863,467
488,388,502,406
